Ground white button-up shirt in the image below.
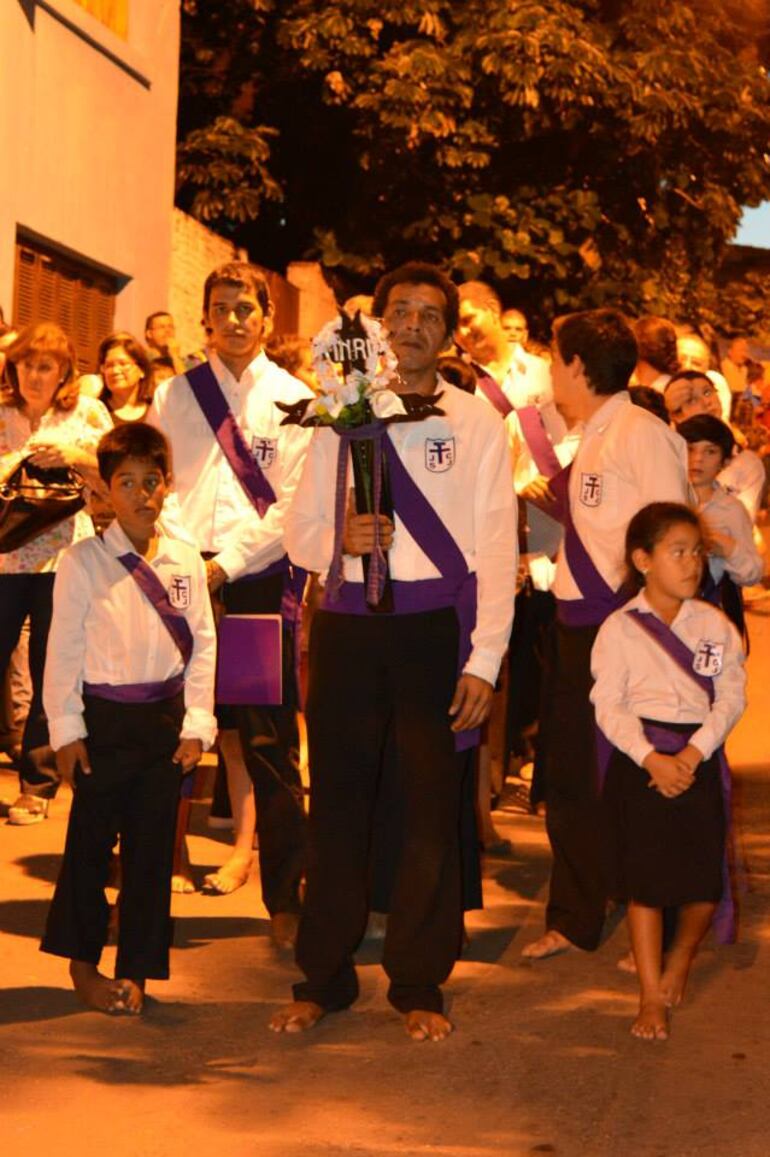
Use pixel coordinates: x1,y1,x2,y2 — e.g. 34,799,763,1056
475,347,552,413
43,521,217,751
590,589,746,767
697,483,764,587
718,448,766,523
286,381,518,687
552,392,690,602
147,351,315,580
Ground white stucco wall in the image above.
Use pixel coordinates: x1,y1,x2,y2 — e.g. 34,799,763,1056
0,0,179,333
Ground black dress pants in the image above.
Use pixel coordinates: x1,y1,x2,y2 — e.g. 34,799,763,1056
294,607,466,1015
0,573,57,795
538,620,607,951
41,695,184,979
220,571,306,917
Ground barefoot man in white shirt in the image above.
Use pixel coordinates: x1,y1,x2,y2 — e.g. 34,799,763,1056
270,262,518,1041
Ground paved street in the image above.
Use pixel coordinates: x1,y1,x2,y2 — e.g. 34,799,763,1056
1,602,768,1157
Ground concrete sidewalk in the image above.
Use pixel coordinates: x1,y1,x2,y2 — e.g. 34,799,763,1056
1,608,768,1157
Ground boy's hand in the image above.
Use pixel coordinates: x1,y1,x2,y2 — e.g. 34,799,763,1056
642,751,694,798
206,559,228,593
56,740,91,789
449,674,494,733
173,738,203,774
520,475,554,503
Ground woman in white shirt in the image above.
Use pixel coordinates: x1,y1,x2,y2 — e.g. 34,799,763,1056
0,323,112,823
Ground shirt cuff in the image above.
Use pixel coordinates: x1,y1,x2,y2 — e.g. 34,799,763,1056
180,708,218,751
463,648,502,689
48,715,87,752
210,549,241,582
628,738,655,769
688,726,714,761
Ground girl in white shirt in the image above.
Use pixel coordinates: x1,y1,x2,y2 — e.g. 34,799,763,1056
590,503,746,1043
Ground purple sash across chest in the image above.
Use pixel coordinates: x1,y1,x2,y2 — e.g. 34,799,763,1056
185,361,277,518
546,464,631,628
516,406,562,480
324,430,480,752
474,367,513,417
83,551,193,705
622,609,736,943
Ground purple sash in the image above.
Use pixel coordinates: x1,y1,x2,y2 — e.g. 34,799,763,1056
324,431,480,751
186,362,277,518
625,609,737,943
117,552,194,668
474,367,513,418
516,405,562,479
83,673,185,704
550,464,631,628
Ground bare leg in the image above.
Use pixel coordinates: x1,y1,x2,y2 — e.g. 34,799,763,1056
203,730,256,895
405,1010,453,1042
268,1001,325,1034
69,960,128,1015
660,901,716,1008
171,799,195,893
626,902,668,1041
477,742,508,849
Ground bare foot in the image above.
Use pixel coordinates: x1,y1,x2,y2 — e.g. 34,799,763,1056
521,930,572,960
268,1001,325,1034
69,961,128,1015
659,950,692,1008
617,950,637,974
202,852,253,895
171,874,196,894
631,1000,669,1042
405,1010,453,1042
112,978,145,1015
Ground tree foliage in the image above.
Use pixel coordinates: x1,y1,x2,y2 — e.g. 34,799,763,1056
178,0,770,329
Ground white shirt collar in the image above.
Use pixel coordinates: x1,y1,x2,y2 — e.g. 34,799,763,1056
584,390,630,436
102,520,181,566
209,349,269,394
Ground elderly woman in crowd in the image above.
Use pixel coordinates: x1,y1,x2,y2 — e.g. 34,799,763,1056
0,322,112,824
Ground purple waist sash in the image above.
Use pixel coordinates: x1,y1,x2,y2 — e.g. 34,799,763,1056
186,361,277,518
83,673,185,704
642,720,736,945
324,575,479,752
517,405,561,479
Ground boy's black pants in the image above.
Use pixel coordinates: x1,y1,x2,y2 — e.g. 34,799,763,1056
41,694,184,980
294,606,467,1016
538,620,607,951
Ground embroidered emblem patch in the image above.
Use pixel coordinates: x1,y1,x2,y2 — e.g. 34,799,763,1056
579,472,603,507
425,437,455,473
251,436,277,468
693,639,724,677
168,575,191,610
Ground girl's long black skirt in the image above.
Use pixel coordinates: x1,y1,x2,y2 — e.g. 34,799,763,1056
602,722,725,909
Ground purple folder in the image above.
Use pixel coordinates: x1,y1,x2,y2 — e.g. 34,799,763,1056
215,614,283,706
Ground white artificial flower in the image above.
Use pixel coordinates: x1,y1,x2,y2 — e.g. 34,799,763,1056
370,389,407,419
339,380,362,406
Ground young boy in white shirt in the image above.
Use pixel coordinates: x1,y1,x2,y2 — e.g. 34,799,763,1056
41,423,217,1015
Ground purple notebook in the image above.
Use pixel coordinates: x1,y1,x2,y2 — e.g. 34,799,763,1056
215,614,283,706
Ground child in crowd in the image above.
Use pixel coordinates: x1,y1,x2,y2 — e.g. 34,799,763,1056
591,503,746,1042
678,415,763,632
40,423,217,1014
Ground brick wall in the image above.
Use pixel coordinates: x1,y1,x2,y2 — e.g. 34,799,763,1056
169,210,337,359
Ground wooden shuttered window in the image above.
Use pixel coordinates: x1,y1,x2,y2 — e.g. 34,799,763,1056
13,240,118,374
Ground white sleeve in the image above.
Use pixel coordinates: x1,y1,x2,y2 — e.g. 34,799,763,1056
590,617,655,767
690,621,747,760
284,429,338,574
43,551,90,751
212,424,314,580
629,420,690,506
179,553,218,749
721,501,764,586
464,418,518,686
